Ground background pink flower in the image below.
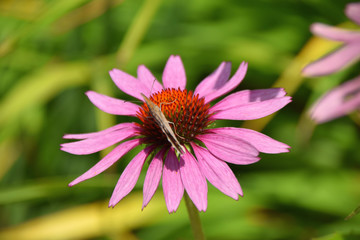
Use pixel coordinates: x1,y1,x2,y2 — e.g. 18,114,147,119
303,2,360,123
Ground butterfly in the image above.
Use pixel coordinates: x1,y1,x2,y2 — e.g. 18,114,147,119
141,93,185,155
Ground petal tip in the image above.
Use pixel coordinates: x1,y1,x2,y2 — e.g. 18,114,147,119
167,209,176,214
310,22,325,33
68,178,80,187
108,200,116,208
345,3,360,22
302,65,318,77
109,68,119,73
85,90,96,96
108,69,116,75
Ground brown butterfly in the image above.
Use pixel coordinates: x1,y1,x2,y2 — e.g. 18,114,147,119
141,93,185,155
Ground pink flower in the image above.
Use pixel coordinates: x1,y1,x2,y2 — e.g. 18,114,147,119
62,55,291,213
310,75,360,123
303,3,360,77
303,2,360,123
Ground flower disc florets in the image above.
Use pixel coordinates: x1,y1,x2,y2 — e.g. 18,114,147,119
137,88,212,147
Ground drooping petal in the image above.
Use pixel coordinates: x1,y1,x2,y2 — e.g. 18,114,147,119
197,133,260,165
109,68,150,101
302,42,360,76
69,139,141,186
210,89,291,120
63,123,136,140
194,62,232,99
310,23,360,42
163,149,184,213
137,65,163,95
202,62,248,103
209,127,290,153
86,91,139,116
192,143,242,199
61,123,139,155
142,148,166,210
179,150,207,212
162,55,186,90
346,2,360,25
109,146,154,207
311,75,360,123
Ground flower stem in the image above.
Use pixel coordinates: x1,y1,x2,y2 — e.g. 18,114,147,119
184,193,206,240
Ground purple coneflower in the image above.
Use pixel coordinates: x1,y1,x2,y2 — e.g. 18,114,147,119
62,55,291,213
303,2,360,123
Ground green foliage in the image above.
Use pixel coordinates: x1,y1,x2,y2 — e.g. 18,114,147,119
0,0,359,239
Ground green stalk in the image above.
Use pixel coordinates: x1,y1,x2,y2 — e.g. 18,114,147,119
184,193,206,240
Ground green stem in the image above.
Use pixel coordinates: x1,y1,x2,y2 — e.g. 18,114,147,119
184,193,206,240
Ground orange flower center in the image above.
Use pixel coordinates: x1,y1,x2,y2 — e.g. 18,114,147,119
137,88,212,148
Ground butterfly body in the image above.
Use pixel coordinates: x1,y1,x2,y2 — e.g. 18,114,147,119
141,93,185,155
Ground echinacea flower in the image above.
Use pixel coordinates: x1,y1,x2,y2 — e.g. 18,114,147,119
303,2,360,123
310,75,360,123
62,55,291,213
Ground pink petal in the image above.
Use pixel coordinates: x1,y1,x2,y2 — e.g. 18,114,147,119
302,42,360,76
63,123,138,140
86,91,139,116
209,127,290,153
194,62,232,99
311,75,360,123
137,65,163,94
210,89,291,120
310,23,360,42
192,143,242,199
346,2,360,25
179,150,207,212
202,62,248,103
163,149,184,213
197,133,260,165
109,69,150,101
69,139,141,186
162,55,186,90
61,124,138,155
108,146,154,207
211,88,286,111
142,148,166,210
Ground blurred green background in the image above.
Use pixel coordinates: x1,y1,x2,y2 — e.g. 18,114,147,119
1,0,360,239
